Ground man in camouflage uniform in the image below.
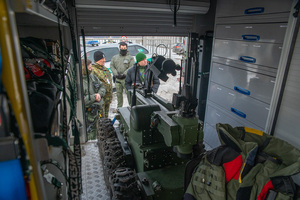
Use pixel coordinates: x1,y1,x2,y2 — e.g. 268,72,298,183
110,42,135,108
92,51,113,118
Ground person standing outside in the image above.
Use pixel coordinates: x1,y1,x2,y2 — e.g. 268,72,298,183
82,59,105,140
92,51,113,118
110,42,135,108
125,52,160,94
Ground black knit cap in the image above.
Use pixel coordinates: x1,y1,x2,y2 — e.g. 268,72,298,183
94,50,105,62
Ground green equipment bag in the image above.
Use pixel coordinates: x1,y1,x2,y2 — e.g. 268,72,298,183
184,123,300,200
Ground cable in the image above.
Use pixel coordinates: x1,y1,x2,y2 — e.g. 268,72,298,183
168,0,181,26
169,0,181,12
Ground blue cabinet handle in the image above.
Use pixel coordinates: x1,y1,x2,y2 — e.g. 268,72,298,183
234,86,250,95
239,56,256,63
231,107,246,118
245,7,265,15
242,35,260,41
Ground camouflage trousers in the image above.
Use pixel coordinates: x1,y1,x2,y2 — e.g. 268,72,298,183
115,79,127,108
86,109,100,140
100,101,111,118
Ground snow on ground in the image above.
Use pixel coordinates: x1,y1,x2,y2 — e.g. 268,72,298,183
156,74,180,102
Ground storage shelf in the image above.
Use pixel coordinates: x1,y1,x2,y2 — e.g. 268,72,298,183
12,0,68,27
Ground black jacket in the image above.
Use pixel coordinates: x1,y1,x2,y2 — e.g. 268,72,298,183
125,63,160,93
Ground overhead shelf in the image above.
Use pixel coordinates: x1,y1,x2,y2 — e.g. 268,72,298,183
11,0,68,26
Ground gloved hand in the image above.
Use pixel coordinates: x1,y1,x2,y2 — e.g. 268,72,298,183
116,74,126,79
132,83,143,89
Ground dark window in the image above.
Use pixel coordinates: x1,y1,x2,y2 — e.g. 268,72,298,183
127,46,138,56
86,47,119,62
128,45,149,56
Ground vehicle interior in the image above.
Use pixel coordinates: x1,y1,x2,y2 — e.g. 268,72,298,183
1,0,300,199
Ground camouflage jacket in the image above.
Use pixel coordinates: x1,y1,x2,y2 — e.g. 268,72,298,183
92,63,113,104
110,52,135,77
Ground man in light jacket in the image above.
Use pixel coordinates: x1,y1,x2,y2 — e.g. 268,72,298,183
110,42,135,108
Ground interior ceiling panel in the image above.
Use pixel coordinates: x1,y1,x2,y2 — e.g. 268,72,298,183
75,0,210,36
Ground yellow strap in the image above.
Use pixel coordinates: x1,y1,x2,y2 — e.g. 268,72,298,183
244,127,263,136
0,2,42,199
239,162,246,183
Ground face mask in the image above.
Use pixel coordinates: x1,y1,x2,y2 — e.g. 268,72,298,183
120,49,127,56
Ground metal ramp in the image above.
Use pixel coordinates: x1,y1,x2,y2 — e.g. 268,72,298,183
81,141,110,200
81,92,127,199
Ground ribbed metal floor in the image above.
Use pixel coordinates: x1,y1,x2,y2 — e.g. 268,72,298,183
81,92,126,200
81,141,110,200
